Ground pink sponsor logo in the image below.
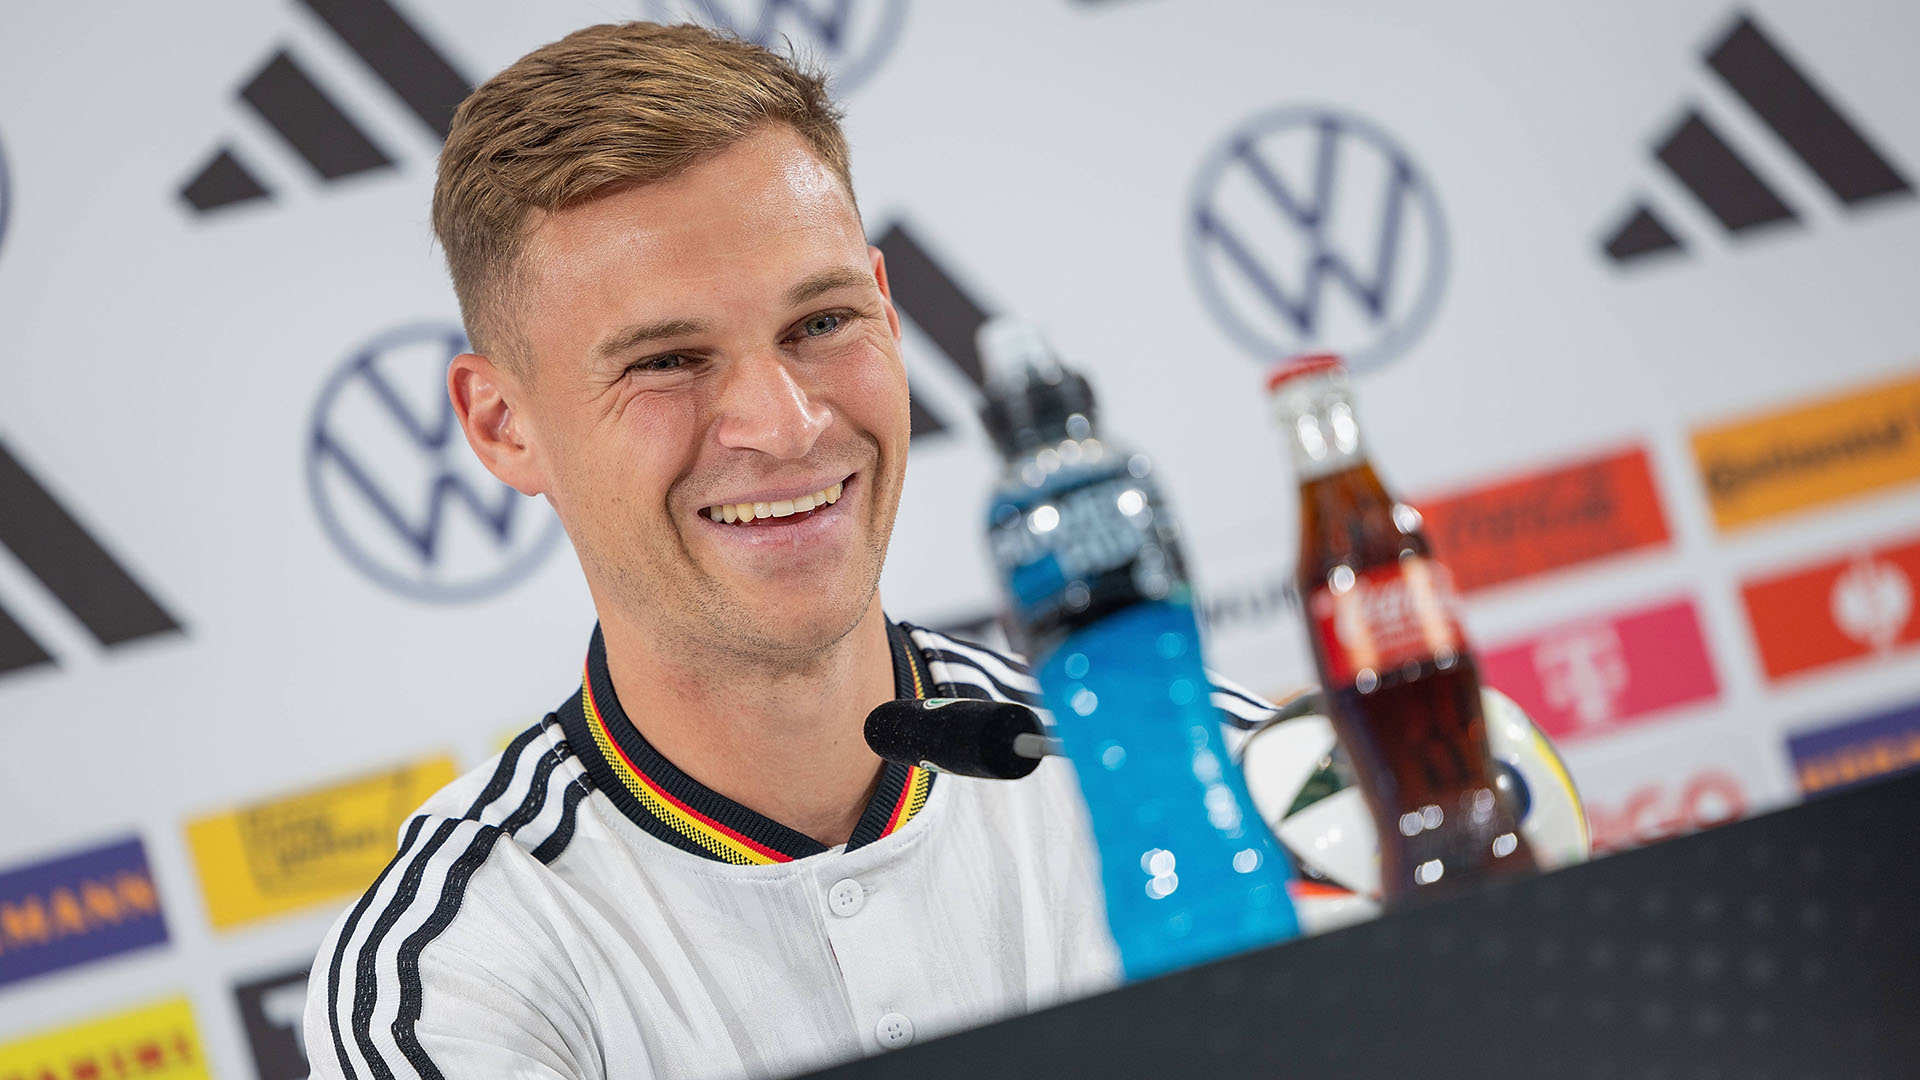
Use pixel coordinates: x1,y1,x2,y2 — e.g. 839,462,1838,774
1479,597,1720,743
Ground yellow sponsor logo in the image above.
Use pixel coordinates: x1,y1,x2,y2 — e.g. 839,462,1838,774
1693,369,1920,529
187,756,456,930
0,997,209,1080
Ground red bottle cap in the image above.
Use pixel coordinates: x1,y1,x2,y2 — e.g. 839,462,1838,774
1265,354,1346,393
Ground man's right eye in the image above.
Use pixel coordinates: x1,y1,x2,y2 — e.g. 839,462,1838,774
629,353,688,374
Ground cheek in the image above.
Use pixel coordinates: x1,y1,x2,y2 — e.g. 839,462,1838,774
832,340,911,440
559,394,701,511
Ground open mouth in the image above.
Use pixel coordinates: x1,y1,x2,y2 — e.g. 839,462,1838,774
702,477,848,526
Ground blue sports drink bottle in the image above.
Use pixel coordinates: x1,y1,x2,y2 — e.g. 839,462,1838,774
977,319,1299,981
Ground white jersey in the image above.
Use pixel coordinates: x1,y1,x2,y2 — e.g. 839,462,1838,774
306,621,1278,1080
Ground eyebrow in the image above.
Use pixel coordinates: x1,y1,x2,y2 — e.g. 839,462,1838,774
592,317,711,361
784,266,875,307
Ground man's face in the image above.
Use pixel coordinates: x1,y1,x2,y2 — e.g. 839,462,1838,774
507,126,909,665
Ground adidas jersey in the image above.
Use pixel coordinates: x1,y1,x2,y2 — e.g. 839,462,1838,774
305,620,1279,1080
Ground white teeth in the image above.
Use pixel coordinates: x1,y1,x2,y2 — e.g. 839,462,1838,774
706,481,845,523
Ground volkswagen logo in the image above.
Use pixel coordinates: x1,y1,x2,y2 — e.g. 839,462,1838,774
1187,107,1448,373
643,0,908,95
306,324,565,603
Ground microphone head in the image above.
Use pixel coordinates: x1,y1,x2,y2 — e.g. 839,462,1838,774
863,697,1047,780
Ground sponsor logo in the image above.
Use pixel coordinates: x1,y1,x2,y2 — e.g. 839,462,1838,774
1691,369,1920,530
179,0,471,213
1585,770,1748,855
1788,699,1920,796
1601,11,1913,265
186,756,456,930
1308,559,1461,689
306,325,565,602
643,0,908,95
0,440,184,680
1744,535,1920,681
234,965,313,1080
0,837,168,990
0,997,208,1080
1187,106,1447,373
1478,598,1719,743
1416,445,1670,593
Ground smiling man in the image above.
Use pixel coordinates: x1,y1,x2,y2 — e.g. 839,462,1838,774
304,22,1122,1080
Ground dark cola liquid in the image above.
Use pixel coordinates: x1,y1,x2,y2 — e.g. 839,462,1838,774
1298,463,1538,904
1324,656,1536,902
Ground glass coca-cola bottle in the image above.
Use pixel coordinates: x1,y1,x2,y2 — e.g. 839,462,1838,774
1268,354,1537,904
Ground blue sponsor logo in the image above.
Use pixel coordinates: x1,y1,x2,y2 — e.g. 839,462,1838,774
1788,698,1920,796
0,836,169,989
1187,107,1449,373
306,324,565,603
643,0,907,95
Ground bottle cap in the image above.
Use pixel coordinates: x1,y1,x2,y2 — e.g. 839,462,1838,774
975,317,1096,457
1265,354,1346,393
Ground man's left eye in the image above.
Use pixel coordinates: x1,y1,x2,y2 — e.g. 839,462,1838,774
802,313,842,337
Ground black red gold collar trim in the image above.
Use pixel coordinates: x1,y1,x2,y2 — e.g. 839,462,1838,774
556,622,936,865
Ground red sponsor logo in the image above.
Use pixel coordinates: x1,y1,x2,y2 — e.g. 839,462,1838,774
1417,446,1670,594
1478,598,1719,743
1585,770,1749,855
1742,536,1920,681
1308,558,1463,686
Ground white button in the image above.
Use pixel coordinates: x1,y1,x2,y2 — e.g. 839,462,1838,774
828,878,865,917
875,1012,914,1048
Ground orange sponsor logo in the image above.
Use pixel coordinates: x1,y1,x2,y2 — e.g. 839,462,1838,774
1416,446,1670,594
1743,535,1920,681
1692,369,1920,530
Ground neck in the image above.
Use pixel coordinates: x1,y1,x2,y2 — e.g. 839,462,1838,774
597,597,897,848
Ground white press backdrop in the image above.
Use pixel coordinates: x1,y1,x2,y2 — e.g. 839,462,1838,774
2,1,1918,1075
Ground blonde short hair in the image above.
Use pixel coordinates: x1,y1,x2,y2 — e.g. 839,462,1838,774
431,22,853,367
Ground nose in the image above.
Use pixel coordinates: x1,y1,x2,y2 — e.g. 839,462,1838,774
713,351,831,459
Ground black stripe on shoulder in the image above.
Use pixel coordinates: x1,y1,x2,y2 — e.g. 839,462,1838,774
922,646,1042,706
328,815,429,1080
353,730,571,1077
464,722,549,819
352,819,462,1080
392,825,508,1080
530,776,590,865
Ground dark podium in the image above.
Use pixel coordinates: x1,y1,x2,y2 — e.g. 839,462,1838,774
806,771,1920,1078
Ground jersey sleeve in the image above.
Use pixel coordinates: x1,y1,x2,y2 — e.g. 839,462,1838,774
303,817,620,1080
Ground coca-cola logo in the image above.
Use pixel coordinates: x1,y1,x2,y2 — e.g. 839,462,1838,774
1586,770,1747,855
1315,561,1459,651
1309,560,1463,685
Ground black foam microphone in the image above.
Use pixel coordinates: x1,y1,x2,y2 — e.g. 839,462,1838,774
863,698,1060,780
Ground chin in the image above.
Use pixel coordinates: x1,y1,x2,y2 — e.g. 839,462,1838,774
712,592,874,660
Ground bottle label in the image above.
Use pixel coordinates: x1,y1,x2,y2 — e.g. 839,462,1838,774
1307,557,1465,687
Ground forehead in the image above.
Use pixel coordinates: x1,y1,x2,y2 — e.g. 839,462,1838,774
519,127,867,314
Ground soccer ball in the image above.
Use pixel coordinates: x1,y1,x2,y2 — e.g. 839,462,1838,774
1237,686,1590,931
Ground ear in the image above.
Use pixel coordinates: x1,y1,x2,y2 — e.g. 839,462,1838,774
448,352,546,496
869,245,903,343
